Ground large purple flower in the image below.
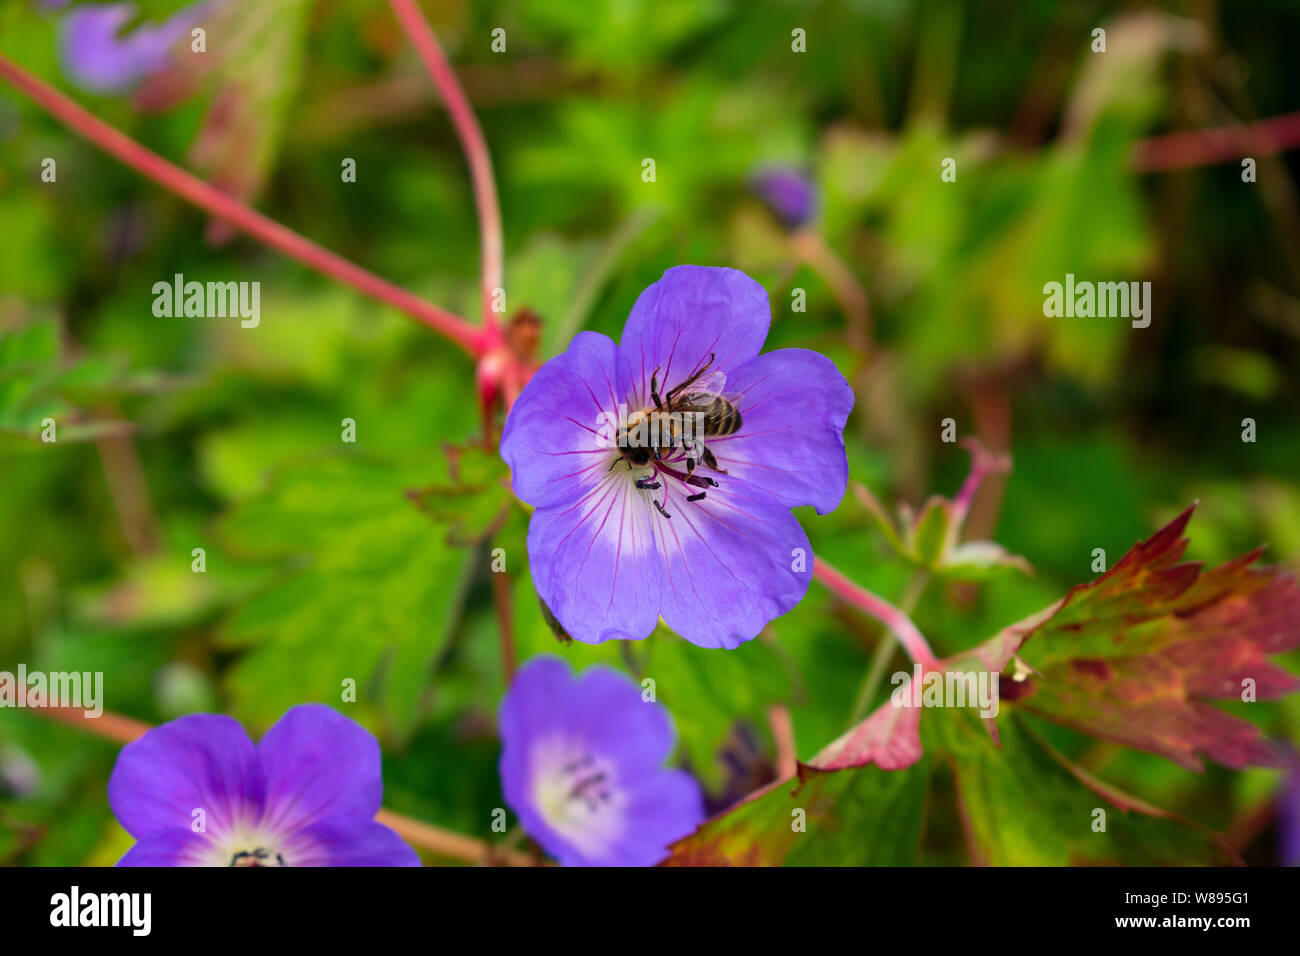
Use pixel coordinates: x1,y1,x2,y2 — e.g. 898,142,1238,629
56,2,211,95
499,656,703,866
108,704,419,866
501,265,853,648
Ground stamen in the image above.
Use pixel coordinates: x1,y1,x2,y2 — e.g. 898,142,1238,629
229,847,287,867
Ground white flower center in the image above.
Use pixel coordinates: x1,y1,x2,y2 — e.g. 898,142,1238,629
197,820,292,867
530,737,626,858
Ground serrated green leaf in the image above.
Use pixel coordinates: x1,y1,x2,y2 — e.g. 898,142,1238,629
663,761,929,866
217,451,477,737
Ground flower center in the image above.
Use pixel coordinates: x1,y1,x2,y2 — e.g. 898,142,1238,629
532,741,625,857
229,846,287,867
198,819,294,868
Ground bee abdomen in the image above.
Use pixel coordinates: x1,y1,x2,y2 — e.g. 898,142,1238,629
702,398,742,437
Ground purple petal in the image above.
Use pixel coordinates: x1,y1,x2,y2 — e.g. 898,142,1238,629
498,658,576,860
750,166,818,229
281,820,421,867
610,768,705,866
115,827,211,867
653,475,813,648
615,266,772,409
108,713,263,840
562,665,675,766
501,331,621,510
525,465,665,644
257,704,383,836
706,348,853,514
58,2,206,95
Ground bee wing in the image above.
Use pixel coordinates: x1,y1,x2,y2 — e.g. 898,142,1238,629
681,369,728,399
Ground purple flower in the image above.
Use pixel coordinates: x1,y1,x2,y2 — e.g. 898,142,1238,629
749,165,818,230
501,265,853,648
108,704,419,866
499,656,703,866
57,2,210,95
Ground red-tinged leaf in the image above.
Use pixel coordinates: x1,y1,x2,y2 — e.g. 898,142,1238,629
808,504,1299,773
996,505,1300,770
807,689,922,771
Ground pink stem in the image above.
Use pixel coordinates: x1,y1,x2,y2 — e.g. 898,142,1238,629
1134,110,1300,172
813,559,938,667
0,53,486,357
949,437,1011,530
389,0,505,336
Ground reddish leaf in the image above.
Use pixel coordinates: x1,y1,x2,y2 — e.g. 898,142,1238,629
807,689,922,771
1000,505,1300,770
811,504,1300,773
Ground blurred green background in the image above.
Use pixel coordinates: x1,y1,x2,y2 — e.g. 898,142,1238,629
2,0,1299,865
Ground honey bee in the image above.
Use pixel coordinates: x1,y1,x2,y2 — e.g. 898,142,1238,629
613,354,743,517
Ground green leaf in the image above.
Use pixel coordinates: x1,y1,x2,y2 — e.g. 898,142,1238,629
930,709,1235,865
640,628,796,790
0,314,144,446
908,495,952,567
406,442,512,547
662,762,929,866
217,451,481,737
936,539,1034,582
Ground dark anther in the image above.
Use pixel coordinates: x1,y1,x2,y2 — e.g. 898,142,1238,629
635,476,661,490
687,492,707,502
654,500,671,519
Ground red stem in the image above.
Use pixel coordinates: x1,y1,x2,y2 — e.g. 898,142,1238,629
1134,110,1300,172
0,53,486,357
813,559,938,667
389,0,505,336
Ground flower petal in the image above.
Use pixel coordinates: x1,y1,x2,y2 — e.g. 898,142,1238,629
115,828,213,867
750,166,818,229
501,331,622,509
615,266,772,408
257,704,382,836
563,665,675,769
498,658,580,863
58,2,205,95
610,768,705,866
108,713,263,840
706,347,853,514
281,820,421,867
652,475,813,648
526,468,665,643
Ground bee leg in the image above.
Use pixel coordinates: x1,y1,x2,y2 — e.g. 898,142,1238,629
702,445,726,474
651,367,664,409
665,353,716,404
654,499,672,519
687,492,707,502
